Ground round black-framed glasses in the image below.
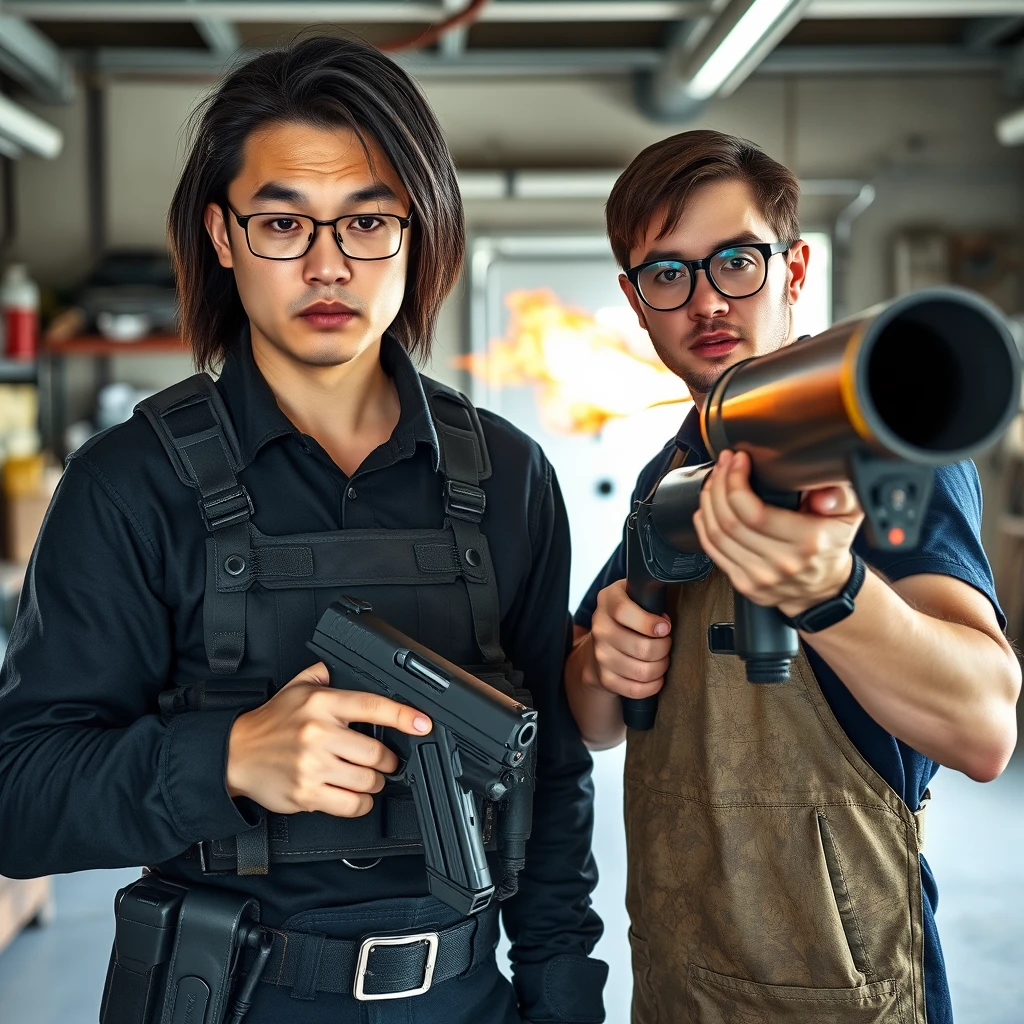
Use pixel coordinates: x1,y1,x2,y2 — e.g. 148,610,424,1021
625,240,793,312
227,205,412,262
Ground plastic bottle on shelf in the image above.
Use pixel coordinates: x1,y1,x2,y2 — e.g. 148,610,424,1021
1,264,40,361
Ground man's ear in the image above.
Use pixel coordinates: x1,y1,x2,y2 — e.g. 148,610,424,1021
618,273,649,331
204,202,234,269
786,240,811,305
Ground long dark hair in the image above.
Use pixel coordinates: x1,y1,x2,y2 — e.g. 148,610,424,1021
168,36,464,371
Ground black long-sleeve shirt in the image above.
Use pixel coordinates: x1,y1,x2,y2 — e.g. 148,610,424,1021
0,332,604,1019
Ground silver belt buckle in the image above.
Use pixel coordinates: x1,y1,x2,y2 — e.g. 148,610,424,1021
353,931,440,1001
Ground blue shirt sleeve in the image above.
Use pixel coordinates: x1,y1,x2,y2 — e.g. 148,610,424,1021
854,459,1004,628
573,441,678,631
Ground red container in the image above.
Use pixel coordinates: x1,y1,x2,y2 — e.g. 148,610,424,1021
4,306,38,360
2,265,40,361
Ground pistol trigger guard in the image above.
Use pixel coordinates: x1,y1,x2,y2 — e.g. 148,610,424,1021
384,759,408,784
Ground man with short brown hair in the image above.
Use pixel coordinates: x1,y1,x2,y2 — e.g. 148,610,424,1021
566,129,1019,1023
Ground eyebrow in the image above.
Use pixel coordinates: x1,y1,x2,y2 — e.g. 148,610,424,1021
249,180,401,208
641,233,764,265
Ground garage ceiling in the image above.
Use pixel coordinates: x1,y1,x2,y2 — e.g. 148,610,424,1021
3,0,1024,156
2,0,1022,74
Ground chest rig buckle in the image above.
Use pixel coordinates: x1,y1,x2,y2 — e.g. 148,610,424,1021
445,479,486,522
200,485,254,532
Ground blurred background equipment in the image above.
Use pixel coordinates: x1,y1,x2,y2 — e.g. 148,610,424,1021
0,3,1023,1023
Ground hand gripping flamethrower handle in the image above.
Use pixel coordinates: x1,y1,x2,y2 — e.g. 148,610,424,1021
306,597,538,917
621,511,666,731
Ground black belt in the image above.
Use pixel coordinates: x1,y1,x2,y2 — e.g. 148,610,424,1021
258,906,500,1002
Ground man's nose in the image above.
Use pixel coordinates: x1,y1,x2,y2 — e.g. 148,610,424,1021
303,224,352,284
688,272,729,321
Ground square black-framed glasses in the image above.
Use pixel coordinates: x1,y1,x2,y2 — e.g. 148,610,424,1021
227,205,413,262
626,239,794,312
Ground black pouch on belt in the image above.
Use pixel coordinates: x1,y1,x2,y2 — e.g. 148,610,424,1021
100,876,188,1024
100,875,265,1024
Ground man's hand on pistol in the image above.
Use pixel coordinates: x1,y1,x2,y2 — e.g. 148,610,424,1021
225,661,432,817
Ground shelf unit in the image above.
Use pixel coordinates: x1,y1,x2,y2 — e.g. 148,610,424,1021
39,335,188,455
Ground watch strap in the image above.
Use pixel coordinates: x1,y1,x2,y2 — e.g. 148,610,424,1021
784,553,867,634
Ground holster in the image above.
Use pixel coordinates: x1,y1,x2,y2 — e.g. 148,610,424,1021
100,875,261,1024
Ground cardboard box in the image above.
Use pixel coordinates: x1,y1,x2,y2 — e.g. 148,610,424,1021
0,875,53,956
4,492,52,564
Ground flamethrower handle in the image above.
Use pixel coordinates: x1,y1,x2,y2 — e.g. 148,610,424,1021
621,513,664,731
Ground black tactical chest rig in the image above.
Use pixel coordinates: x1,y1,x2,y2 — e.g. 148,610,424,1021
138,372,529,879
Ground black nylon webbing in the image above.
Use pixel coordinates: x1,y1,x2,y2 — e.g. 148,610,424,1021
204,536,247,674
426,384,507,666
139,376,252,674
244,528,461,590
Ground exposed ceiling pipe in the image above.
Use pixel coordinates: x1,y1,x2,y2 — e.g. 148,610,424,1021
0,92,64,159
0,16,75,104
832,183,876,321
379,0,488,53
645,0,813,120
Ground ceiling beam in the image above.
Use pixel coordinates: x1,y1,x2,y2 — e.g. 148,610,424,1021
81,43,1006,79
807,0,1024,17
11,0,1024,20
4,2,714,22
0,16,75,103
760,44,1005,74
85,46,666,76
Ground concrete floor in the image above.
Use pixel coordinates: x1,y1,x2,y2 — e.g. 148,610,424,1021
0,756,1021,1024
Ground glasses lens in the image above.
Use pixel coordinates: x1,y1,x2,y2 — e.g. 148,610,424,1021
637,261,692,310
245,214,316,259
337,215,404,260
708,246,768,298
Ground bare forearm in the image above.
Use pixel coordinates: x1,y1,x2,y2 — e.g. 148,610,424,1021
565,634,627,750
804,571,1020,780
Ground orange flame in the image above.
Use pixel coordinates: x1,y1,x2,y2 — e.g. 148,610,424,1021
456,288,690,435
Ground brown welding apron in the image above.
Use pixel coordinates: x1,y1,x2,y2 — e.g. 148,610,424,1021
624,568,928,1024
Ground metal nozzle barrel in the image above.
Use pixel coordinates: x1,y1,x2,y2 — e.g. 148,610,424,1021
702,286,1021,492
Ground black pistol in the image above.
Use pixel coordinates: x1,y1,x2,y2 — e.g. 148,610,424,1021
307,597,538,916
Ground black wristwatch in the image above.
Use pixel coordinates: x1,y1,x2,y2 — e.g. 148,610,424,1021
783,553,866,633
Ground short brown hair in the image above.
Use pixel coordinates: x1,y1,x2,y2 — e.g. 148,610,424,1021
168,36,464,371
606,130,800,270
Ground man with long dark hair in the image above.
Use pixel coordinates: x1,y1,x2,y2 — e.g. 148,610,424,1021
0,37,606,1023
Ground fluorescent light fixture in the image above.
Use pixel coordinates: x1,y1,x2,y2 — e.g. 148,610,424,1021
457,170,508,200
688,0,792,98
996,107,1024,146
512,171,621,200
0,92,63,159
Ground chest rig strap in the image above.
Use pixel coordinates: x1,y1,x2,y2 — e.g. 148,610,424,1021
138,374,252,674
422,378,505,665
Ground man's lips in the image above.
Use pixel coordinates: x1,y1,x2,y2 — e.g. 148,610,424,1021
299,302,357,327
690,332,740,356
